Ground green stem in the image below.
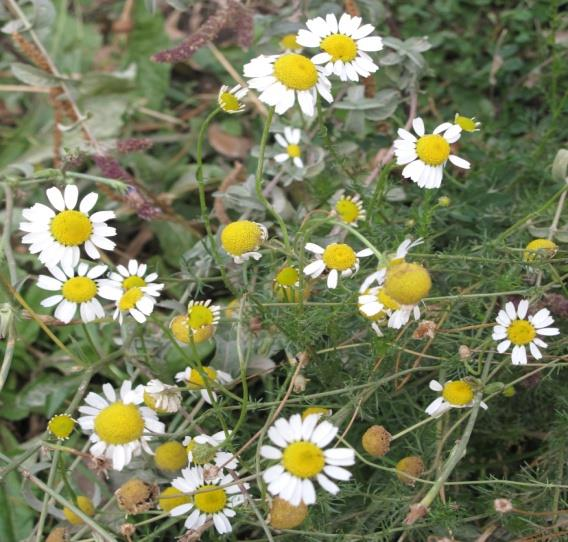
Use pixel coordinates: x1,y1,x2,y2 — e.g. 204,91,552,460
35,449,60,542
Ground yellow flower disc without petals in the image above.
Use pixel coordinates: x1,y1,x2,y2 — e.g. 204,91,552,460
159,487,191,512
123,275,146,290
396,456,424,485
275,267,299,286
170,315,214,344
442,381,474,406
523,239,558,262
384,263,431,305
270,497,308,529
221,220,263,256
48,414,75,439
415,134,451,166
118,287,143,311
321,34,358,62
301,407,330,420
322,243,357,271
280,34,300,50
94,402,144,444
194,485,227,514
50,210,93,246
282,441,325,478
273,54,318,91
507,320,536,345
63,496,95,525
61,277,97,303
154,441,188,471
335,198,360,223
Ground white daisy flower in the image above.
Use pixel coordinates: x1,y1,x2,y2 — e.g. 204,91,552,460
331,192,366,227
77,381,165,471
37,262,117,324
394,118,470,189
175,367,232,405
220,220,268,264
19,185,116,268
187,299,221,330
261,413,355,506
296,12,383,82
274,127,304,168
425,379,488,418
492,299,559,365
303,242,373,289
170,466,247,535
218,84,248,114
183,430,238,471
100,259,164,324
243,53,333,116
143,379,182,414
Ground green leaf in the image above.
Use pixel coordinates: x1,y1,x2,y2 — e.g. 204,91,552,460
10,63,59,87
551,149,568,183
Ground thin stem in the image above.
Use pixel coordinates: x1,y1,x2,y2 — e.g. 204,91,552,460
0,183,18,285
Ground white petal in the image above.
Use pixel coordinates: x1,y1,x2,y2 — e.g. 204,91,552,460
412,118,425,137
64,185,79,209
357,36,383,52
79,192,98,214
448,154,470,169
46,187,65,211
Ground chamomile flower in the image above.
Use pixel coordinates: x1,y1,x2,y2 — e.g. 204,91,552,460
183,430,238,470
243,53,333,116
77,381,165,471
523,239,558,263
275,127,304,168
170,466,247,535
175,367,232,405
47,414,75,440
261,413,355,506
425,379,488,417
220,220,268,263
273,266,310,302
297,13,383,82
394,118,470,189
101,259,163,324
188,299,221,330
492,299,559,365
454,113,481,132
331,192,366,226
280,33,302,52
37,263,116,324
218,84,248,114
19,185,116,268
143,379,182,414
303,242,373,289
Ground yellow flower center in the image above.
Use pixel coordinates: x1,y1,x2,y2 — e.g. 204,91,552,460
159,487,192,512
322,243,357,271
377,288,401,311
123,275,146,290
415,134,451,166
280,33,300,50
301,407,330,420
335,198,360,223
63,496,95,526
219,91,240,112
170,315,215,344
282,441,325,478
118,287,143,311
61,276,97,304
47,414,75,440
454,114,478,132
194,485,227,514
507,320,536,346
273,54,318,91
186,367,218,390
154,441,188,471
275,267,299,286
188,305,214,329
221,220,263,256
384,262,431,305
287,143,301,158
523,239,558,262
94,402,145,445
320,34,358,62
442,381,474,406
50,210,93,246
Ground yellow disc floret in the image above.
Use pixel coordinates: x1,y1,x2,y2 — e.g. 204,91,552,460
377,288,401,311
454,114,479,132
118,287,143,311
335,198,360,223
194,485,227,514
362,425,392,458
221,220,264,257
384,262,431,305
415,134,451,166
395,456,424,486
320,34,358,62
61,277,97,304
280,34,301,51
47,414,75,440
270,497,308,529
282,441,325,478
159,487,191,512
442,381,474,406
170,315,215,344
154,441,188,471
50,210,93,246
219,92,240,112
188,305,214,329
123,275,146,290
273,54,318,91
322,243,357,271
63,496,95,525
275,267,299,286
523,239,558,262
507,320,536,345
186,367,218,390
287,144,301,158
94,402,144,444
301,407,331,420
46,527,68,542
116,479,157,513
